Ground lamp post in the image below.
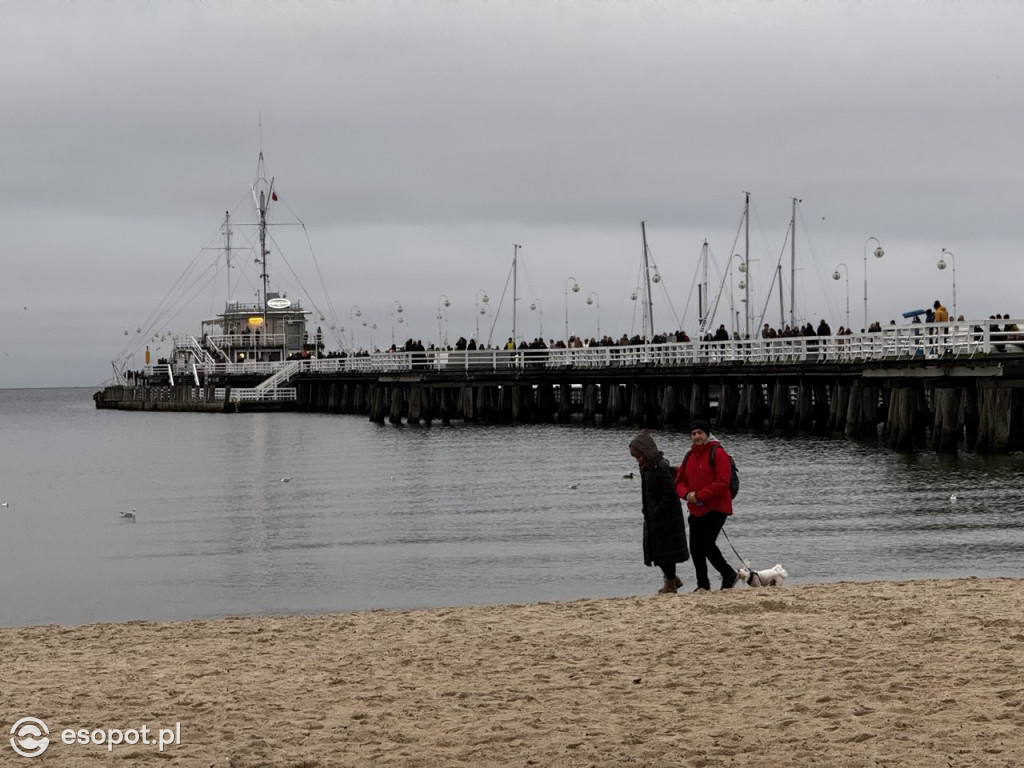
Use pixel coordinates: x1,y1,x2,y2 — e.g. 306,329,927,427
564,277,580,344
475,289,489,345
938,249,957,319
529,298,544,339
832,263,850,330
585,292,600,339
738,259,751,339
729,254,743,338
436,294,451,348
349,305,362,349
390,301,404,346
863,236,884,331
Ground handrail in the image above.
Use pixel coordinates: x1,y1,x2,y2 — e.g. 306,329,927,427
254,360,304,391
163,318,1023,381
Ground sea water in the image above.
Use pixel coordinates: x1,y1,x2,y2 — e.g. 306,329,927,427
1,387,1022,627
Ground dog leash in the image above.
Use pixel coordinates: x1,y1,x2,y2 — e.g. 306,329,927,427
720,528,749,568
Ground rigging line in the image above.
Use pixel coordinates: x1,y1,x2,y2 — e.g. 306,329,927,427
699,204,747,334
754,217,797,332
641,243,681,334
796,208,842,328
115,260,223,364
115,237,218,362
487,252,517,346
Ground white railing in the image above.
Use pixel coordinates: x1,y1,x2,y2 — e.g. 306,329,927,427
253,360,304,391
217,387,298,403
158,318,1022,383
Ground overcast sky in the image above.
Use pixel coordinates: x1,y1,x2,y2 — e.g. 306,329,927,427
3,0,1023,388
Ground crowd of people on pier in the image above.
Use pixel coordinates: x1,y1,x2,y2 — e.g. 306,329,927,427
305,297,1023,359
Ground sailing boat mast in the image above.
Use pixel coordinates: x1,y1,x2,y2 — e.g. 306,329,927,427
790,197,801,328
222,211,233,300
512,243,521,345
698,239,709,332
253,152,275,328
743,192,751,339
641,221,655,340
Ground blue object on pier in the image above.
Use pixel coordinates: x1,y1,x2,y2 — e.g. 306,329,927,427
902,308,927,318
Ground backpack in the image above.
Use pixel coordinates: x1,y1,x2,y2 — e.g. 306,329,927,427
683,443,740,499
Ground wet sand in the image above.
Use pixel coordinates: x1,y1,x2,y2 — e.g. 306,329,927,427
2,577,1022,766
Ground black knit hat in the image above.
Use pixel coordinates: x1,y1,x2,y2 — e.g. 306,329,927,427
689,419,712,434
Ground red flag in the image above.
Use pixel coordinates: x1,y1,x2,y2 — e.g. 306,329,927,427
271,192,278,201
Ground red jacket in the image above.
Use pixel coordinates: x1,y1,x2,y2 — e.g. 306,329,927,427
674,440,733,517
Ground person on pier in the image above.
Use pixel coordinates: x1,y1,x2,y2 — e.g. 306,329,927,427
629,433,689,594
674,420,738,591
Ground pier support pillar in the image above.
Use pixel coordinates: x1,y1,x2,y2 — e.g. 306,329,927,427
389,386,404,425
931,386,961,454
975,385,1012,454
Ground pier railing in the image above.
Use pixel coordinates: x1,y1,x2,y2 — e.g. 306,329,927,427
152,318,1024,382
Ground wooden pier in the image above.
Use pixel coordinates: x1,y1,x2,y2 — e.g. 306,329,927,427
95,324,1024,454
285,355,1024,455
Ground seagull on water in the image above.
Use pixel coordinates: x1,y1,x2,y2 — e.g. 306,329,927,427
1,501,9,508
949,493,957,502
568,483,579,490
121,509,136,521
280,477,292,483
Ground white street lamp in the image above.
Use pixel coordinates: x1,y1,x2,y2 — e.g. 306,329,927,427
585,292,600,338
564,276,580,344
529,298,544,339
475,289,489,345
832,263,850,330
937,249,957,319
390,301,404,346
349,305,362,349
436,294,451,348
863,236,884,331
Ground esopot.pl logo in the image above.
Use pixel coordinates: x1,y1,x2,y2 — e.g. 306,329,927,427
10,717,50,757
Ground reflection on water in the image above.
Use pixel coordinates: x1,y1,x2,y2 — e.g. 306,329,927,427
1,388,1022,626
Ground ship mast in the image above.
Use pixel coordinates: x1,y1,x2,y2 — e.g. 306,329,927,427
790,196,800,328
222,211,233,300
253,152,275,328
641,221,654,340
512,243,521,345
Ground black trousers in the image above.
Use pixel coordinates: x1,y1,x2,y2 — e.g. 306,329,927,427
688,511,733,590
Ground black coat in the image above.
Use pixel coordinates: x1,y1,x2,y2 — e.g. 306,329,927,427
640,457,689,566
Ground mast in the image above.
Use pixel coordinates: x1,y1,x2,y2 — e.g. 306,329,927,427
778,264,785,327
222,211,233,300
512,243,521,345
641,221,654,340
743,192,750,339
790,197,800,328
254,152,275,328
698,239,709,331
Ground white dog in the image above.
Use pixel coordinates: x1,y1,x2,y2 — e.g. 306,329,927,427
736,564,788,587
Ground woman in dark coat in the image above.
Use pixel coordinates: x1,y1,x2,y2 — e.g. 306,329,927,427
629,432,689,593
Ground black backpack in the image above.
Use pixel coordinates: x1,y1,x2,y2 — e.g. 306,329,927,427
683,443,740,499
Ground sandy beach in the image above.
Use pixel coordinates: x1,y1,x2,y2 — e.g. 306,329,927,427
3,577,1022,767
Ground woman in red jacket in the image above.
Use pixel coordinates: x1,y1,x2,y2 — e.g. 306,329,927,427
674,420,738,592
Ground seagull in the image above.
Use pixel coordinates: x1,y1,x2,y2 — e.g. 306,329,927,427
949,493,957,502
389,475,396,481
121,509,136,521
623,472,635,479
568,483,579,490
1,501,9,508
280,477,292,483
